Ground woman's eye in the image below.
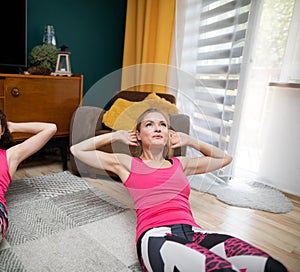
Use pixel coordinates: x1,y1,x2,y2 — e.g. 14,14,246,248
161,123,167,127
145,123,153,128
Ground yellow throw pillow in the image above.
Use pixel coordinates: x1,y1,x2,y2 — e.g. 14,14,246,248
144,92,178,115
144,92,161,101
102,93,178,130
103,98,147,130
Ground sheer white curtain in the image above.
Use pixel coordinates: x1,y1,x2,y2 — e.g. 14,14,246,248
170,0,297,192
169,0,260,188
168,0,207,187
233,0,298,193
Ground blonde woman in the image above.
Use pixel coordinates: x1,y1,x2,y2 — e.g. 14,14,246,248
71,108,287,272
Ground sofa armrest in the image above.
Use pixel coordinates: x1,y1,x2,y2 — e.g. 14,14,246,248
69,106,106,174
70,106,105,145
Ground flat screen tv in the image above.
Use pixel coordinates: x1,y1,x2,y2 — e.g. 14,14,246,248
0,0,27,74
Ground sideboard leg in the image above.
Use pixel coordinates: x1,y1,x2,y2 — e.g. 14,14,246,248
61,143,68,171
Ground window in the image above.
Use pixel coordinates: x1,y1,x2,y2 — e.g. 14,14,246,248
233,0,295,179
175,0,255,181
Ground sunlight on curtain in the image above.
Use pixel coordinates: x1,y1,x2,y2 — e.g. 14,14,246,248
171,0,296,191
233,0,295,182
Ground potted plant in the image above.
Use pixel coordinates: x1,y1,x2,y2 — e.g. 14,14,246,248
28,44,58,75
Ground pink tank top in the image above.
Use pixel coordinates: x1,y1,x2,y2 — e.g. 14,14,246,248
124,157,200,242
0,149,12,211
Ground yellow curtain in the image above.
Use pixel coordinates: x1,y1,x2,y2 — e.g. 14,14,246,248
121,0,175,93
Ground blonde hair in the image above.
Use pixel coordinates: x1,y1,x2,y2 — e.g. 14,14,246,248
134,108,173,158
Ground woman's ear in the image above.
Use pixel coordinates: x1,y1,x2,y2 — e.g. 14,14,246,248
136,130,141,141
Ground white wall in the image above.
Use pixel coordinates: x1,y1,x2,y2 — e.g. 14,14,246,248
258,84,300,196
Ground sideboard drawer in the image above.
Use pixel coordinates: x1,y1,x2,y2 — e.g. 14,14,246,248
3,74,83,138
0,73,83,170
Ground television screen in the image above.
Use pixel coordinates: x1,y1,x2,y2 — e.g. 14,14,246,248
0,0,27,73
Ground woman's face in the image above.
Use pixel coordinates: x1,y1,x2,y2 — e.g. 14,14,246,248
137,111,169,149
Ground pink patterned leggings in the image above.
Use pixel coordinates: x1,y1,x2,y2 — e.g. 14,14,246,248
137,224,288,272
0,203,8,242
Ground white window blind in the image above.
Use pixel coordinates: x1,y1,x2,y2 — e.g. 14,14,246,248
177,0,254,180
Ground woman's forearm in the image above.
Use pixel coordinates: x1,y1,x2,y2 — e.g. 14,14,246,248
184,134,233,170
71,132,117,153
189,137,229,159
70,130,137,155
7,122,56,134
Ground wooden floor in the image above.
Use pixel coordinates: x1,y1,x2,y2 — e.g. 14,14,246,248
14,157,300,272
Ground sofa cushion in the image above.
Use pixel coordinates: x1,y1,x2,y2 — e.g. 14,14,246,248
103,93,178,130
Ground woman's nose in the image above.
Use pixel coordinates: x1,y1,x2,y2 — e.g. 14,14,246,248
154,124,161,131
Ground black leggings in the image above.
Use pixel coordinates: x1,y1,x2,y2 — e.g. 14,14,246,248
137,224,288,272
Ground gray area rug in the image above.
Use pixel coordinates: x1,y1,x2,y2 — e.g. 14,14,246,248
190,176,294,213
0,171,142,272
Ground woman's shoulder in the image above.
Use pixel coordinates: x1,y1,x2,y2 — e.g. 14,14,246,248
0,149,5,157
0,149,9,170
170,156,183,165
129,156,143,166
170,156,187,170
0,149,7,159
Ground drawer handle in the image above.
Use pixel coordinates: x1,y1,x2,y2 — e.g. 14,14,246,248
11,88,20,96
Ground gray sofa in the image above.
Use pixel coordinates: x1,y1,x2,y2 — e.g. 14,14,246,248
69,90,190,179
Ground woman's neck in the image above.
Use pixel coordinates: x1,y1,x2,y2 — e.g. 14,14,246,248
140,152,171,168
140,151,164,162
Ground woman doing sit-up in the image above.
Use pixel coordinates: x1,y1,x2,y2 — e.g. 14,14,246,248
71,107,288,272
0,109,57,243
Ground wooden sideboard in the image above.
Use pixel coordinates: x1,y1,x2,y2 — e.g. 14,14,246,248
0,73,83,170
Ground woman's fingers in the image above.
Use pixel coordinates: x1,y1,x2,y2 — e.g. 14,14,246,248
128,130,138,146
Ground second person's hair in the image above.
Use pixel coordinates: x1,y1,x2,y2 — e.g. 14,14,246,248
0,110,14,150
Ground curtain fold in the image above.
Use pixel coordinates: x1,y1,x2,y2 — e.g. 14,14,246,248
121,0,175,93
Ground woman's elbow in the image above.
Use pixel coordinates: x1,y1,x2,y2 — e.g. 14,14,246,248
50,123,57,134
223,154,233,167
69,145,81,158
45,123,57,137
70,145,76,156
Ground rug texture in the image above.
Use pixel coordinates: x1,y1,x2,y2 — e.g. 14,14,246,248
0,171,142,272
190,176,294,213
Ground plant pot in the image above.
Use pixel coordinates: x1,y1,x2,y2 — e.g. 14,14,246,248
28,66,52,75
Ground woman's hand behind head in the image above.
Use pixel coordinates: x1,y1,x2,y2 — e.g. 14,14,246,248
116,130,138,146
169,130,189,149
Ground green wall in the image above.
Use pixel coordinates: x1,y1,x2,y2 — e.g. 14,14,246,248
27,0,127,101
